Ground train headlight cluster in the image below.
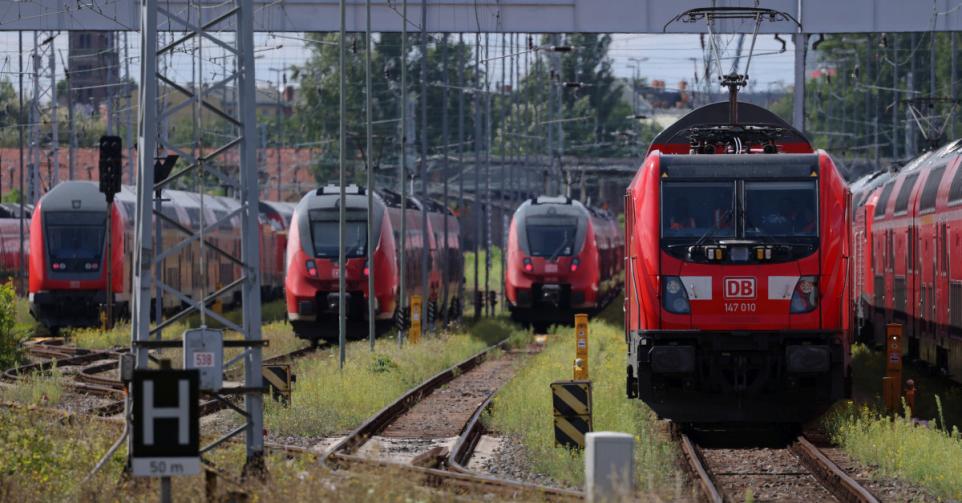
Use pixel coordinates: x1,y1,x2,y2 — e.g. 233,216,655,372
663,276,690,314
570,258,580,272
522,257,533,272
306,259,318,278
790,276,818,313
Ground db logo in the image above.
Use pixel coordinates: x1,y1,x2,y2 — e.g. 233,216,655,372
724,277,756,299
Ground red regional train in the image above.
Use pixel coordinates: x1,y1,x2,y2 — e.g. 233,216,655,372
284,184,463,342
29,181,290,332
504,196,623,332
625,102,851,424
851,140,962,381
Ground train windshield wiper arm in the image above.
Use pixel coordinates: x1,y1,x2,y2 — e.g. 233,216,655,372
547,236,572,262
692,209,732,249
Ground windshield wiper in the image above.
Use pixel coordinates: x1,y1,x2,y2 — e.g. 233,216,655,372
692,209,733,249
547,236,572,262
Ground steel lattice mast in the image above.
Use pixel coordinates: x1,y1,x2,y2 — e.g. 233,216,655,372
132,0,264,467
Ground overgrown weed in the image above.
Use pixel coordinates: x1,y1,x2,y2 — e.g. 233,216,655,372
264,318,525,437
824,400,962,500
485,312,679,491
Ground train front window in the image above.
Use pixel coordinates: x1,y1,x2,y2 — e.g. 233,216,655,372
744,181,818,237
661,182,735,238
45,211,106,273
525,216,579,257
309,210,367,258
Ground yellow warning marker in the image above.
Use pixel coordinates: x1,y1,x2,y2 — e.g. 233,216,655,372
410,295,422,344
573,314,589,380
262,364,295,405
551,380,593,449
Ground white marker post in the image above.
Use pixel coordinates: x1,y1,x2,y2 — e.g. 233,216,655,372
585,432,634,502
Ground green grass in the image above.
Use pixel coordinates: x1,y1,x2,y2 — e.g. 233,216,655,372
0,367,65,406
850,343,962,430
264,318,525,437
0,405,507,502
68,300,293,352
485,313,679,491
824,401,962,500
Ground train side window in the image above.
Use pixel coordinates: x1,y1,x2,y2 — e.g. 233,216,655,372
875,181,896,217
950,165,962,204
893,173,919,214
919,165,946,212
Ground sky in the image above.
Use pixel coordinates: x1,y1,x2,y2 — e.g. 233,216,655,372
0,31,798,100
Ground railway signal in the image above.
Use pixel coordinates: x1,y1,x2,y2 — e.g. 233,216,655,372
98,135,121,330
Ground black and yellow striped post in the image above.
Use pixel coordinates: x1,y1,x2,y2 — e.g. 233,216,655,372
551,380,593,449
262,364,295,404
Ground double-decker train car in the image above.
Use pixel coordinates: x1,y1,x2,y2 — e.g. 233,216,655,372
425,198,464,321
851,140,962,380
625,102,851,424
849,169,894,344
0,218,29,284
28,180,289,332
504,196,624,331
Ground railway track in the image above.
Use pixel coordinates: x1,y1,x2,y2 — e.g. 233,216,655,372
322,339,582,501
679,428,880,503
4,337,323,417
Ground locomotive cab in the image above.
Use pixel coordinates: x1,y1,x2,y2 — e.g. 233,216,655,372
285,185,398,341
506,196,601,328
626,102,851,424
29,181,124,330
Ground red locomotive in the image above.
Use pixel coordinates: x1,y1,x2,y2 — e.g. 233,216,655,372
504,196,623,331
625,102,851,424
851,140,962,381
29,180,289,332
284,185,463,342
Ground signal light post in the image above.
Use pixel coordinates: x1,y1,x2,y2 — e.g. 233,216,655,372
98,135,123,330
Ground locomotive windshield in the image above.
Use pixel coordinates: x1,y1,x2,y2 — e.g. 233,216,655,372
744,181,817,237
45,211,106,273
309,209,367,258
661,182,735,238
660,178,819,262
526,216,579,258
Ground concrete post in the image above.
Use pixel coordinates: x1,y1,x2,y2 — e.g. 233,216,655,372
585,432,634,502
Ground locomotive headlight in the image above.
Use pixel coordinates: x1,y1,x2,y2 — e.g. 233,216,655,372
790,276,818,313
665,277,682,295
663,276,690,314
569,258,580,272
306,259,319,278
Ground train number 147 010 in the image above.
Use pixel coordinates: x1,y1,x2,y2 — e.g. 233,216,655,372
724,302,757,313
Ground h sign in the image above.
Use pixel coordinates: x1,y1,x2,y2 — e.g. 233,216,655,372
131,369,200,477
724,277,756,299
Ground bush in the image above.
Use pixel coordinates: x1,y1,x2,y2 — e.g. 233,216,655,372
0,281,24,368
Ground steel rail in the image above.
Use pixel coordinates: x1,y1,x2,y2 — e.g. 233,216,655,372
447,393,585,501
325,339,506,457
324,340,584,500
678,430,879,503
678,433,723,503
791,436,880,503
